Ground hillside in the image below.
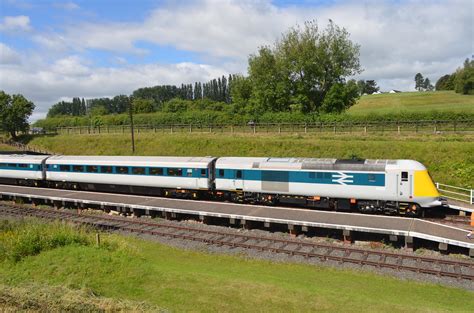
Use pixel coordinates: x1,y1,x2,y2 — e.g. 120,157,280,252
349,91,474,115
34,91,474,130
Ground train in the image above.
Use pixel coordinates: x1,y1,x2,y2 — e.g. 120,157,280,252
0,154,447,216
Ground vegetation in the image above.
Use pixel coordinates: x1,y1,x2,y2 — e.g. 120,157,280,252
24,132,474,187
1,218,472,312
346,91,474,116
414,73,434,91
0,91,35,139
34,91,474,130
436,58,474,95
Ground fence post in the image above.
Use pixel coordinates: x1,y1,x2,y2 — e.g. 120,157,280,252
304,123,307,134
278,125,281,134
333,123,336,134
253,125,256,134
397,125,401,135
471,189,473,205
434,121,437,134
189,124,192,133
436,182,439,190
364,125,367,134
453,120,456,132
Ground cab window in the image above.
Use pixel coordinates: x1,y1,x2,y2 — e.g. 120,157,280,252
401,171,408,182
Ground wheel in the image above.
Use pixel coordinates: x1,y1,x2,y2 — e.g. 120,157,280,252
406,203,420,217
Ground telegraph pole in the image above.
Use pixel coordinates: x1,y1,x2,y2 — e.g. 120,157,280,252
129,99,135,153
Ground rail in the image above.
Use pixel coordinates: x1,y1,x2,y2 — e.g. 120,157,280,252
53,119,474,135
436,183,473,205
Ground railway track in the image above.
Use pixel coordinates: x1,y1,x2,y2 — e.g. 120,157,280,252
1,204,473,282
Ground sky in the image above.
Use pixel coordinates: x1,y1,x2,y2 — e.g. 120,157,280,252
0,0,472,121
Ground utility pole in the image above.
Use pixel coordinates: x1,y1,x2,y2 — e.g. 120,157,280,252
129,99,135,153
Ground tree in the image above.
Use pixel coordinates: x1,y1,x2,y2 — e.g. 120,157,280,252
0,91,35,139
435,74,455,90
132,98,154,114
357,79,379,95
414,73,424,91
454,58,474,95
248,20,361,113
320,80,359,113
423,78,434,91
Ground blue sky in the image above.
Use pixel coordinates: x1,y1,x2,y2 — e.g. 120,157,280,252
0,0,472,120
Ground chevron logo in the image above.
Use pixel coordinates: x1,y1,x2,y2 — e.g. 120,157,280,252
332,172,354,185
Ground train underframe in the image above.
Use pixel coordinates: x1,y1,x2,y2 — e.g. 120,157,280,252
2,177,424,217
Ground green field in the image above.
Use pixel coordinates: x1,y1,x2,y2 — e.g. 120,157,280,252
25,132,474,187
1,218,472,312
349,91,474,115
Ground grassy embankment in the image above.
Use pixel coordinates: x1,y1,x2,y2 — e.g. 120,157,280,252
33,91,474,129
348,90,474,115
26,132,473,187
0,218,472,312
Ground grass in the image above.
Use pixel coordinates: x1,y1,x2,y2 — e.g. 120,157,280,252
25,132,474,187
0,218,472,312
349,91,474,115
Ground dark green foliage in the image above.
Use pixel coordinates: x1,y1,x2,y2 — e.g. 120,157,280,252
435,74,455,91
415,73,424,91
454,58,474,95
47,97,86,117
321,80,360,113
132,98,154,114
0,91,35,138
357,80,379,95
248,20,361,113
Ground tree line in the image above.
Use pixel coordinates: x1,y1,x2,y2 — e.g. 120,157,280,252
435,58,473,94
46,20,370,119
47,75,237,117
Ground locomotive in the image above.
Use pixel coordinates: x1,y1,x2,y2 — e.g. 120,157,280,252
0,154,446,216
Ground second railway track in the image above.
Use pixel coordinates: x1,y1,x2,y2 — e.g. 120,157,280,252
1,204,473,282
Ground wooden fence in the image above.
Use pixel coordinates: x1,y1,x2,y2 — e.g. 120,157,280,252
55,120,474,135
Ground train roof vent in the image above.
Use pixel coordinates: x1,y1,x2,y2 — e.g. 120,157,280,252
252,162,260,168
335,159,366,165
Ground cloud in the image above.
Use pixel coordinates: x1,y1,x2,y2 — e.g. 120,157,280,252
0,43,21,64
0,15,31,32
53,1,79,10
0,55,229,120
2,0,473,121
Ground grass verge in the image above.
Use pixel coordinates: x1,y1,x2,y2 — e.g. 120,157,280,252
0,218,472,312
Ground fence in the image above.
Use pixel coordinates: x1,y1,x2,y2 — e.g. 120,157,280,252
54,119,474,136
436,183,473,205
0,138,52,155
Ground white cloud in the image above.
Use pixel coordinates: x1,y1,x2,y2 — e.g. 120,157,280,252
0,43,21,64
2,0,473,120
53,1,79,10
0,55,229,121
0,15,31,32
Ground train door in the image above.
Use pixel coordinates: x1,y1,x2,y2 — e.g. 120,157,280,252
233,169,244,190
398,171,412,199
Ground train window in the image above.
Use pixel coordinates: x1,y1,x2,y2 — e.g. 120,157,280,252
186,169,193,177
150,168,163,175
86,165,98,173
101,166,113,173
201,169,206,177
401,171,408,182
167,168,182,176
116,166,129,174
59,165,70,171
236,170,242,179
72,165,84,172
324,172,332,179
218,169,224,177
7,164,16,168
309,172,316,179
132,167,146,175
18,164,28,168
316,172,324,179
368,174,376,182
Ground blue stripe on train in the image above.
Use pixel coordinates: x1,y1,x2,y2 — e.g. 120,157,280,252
216,169,385,187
